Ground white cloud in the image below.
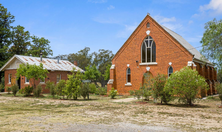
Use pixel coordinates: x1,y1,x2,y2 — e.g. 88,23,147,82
88,0,107,4
154,15,176,23
193,0,222,18
200,0,222,14
107,5,115,10
154,15,183,32
116,24,137,38
188,20,193,24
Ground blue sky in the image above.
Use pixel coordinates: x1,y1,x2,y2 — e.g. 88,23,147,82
1,0,222,57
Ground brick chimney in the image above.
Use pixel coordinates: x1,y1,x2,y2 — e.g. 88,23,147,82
74,61,78,66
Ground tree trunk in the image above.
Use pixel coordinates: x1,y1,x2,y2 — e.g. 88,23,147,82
87,94,89,100
187,98,192,106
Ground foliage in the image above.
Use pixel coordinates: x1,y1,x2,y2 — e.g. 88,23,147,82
0,4,15,68
6,86,11,94
89,83,97,94
129,90,135,96
24,86,33,96
65,69,83,100
108,88,118,99
56,80,66,99
33,84,42,97
95,87,107,95
46,81,56,98
19,88,24,94
9,25,30,56
0,84,4,92
201,18,222,67
67,47,92,71
26,36,53,57
103,64,111,81
16,63,49,89
79,83,89,99
152,74,172,104
134,90,142,100
84,64,101,83
140,73,153,101
92,49,114,87
215,82,222,105
11,84,19,96
164,67,208,105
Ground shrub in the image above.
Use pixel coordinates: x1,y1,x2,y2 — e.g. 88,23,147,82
215,82,222,106
108,88,118,99
152,74,172,104
11,84,19,96
140,73,153,101
95,87,107,95
56,80,66,99
46,81,56,98
80,83,89,99
164,67,208,105
24,86,33,96
6,86,11,94
33,85,42,97
134,90,142,100
19,88,24,94
89,83,97,94
0,84,4,92
129,90,135,96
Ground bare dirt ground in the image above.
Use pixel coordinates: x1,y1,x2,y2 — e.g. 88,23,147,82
0,94,222,132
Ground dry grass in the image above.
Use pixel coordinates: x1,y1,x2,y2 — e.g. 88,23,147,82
0,93,221,132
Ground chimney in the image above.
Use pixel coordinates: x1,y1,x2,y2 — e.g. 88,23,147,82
40,53,42,61
74,61,77,66
57,56,60,64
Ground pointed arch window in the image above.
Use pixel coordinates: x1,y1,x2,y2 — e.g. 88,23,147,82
126,68,131,83
141,36,156,63
168,66,173,77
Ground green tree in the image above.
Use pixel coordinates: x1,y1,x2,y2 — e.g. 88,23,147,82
0,4,15,78
65,69,83,100
152,74,172,104
16,63,49,89
200,18,222,81
140,73,153,101
92,49,114,87
164,67,208,105
46,81,56,98
84,64,101,85
103,64,111,81
68,47,92,71
9,25,31,56
56,80,66,99
26,36,52,57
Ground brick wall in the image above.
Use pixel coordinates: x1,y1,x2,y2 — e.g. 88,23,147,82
4,69,71,93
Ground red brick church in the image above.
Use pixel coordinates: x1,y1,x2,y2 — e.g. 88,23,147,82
107,14,217,96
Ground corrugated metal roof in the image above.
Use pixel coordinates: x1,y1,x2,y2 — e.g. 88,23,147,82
0,55,84,72
160,25,211,64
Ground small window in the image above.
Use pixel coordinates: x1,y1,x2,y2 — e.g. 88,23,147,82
147,22,150,28
57,74,61,83
40,78,45,83
8,74,12,84
168,66,173,77
126,68,131,83
25,77,29,83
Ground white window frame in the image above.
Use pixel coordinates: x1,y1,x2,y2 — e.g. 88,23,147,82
25,77,29,84
8,74,11,84
57,74,61,83
125,68,132,86
141,36,156,64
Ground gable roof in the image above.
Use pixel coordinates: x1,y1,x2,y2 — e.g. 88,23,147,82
0,55,84,72
112,14,212,64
